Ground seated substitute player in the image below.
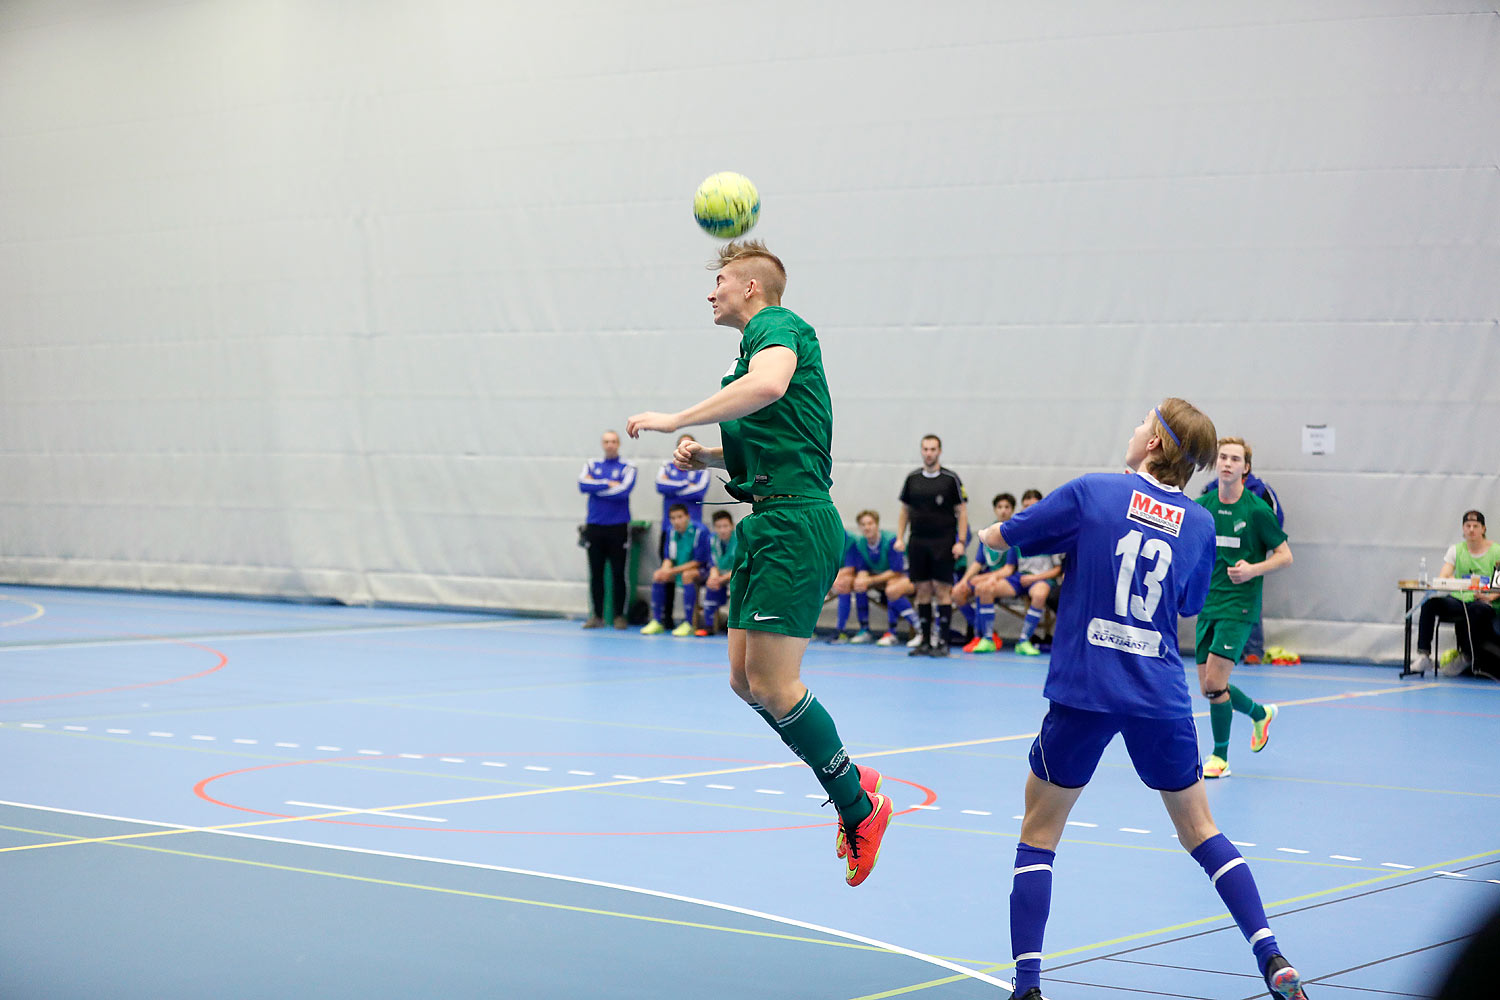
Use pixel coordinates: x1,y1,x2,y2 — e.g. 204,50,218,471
626,239,891,887
977,399,1309,1000
954,494,1019,653
828,510,921,645
641,503,713,637
1196,436,1294,779
985,490,1064,655
654,433,712,628
699,510,738,636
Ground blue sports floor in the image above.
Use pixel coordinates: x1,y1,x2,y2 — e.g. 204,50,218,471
2,584,1496,999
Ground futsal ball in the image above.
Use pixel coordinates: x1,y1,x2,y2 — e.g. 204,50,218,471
693,172,760,238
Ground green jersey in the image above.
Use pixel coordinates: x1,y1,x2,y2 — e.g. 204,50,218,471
1450,541,1500,603
711,532,739,572
1196,488,1288,621
719,306,833,502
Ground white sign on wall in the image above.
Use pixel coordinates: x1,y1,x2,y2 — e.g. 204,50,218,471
1302,425,1335,456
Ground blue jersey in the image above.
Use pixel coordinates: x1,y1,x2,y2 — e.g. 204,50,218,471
1000,470,1215,719
657,463,711,530
667,521,713,568
844,531,906,574
578,457,636,525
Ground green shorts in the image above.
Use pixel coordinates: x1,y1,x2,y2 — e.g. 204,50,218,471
1196,617,1254,665
727,498,844,638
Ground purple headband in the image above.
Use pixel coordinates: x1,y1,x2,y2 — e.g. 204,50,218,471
1154,407,1181,447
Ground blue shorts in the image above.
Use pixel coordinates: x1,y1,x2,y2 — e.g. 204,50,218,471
1029,702,1202,792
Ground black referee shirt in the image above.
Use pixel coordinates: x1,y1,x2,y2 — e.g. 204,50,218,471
899,467,967,539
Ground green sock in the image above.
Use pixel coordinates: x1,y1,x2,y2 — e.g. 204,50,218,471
771,691,871,826
1210,699,1233,760
1228,684,1266,722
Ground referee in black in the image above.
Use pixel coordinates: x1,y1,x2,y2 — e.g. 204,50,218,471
895,434,968,657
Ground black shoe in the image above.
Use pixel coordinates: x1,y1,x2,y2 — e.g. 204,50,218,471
1263,954,1308,999
929,642,950,657
908,643,932,657
1007,989,1043,1000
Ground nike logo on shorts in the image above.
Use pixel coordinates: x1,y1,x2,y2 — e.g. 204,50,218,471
753,613,780,621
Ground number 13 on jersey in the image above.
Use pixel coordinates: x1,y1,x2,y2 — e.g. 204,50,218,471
1115,529,1172,621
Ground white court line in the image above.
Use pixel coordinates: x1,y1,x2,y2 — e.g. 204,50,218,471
0,596,46,628
0,617,539,654
283,800,447,823
0,799,1013,992
1119,828,1151,834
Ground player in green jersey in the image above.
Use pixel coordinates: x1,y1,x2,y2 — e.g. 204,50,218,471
1195,437,1294,778
626,240,892,886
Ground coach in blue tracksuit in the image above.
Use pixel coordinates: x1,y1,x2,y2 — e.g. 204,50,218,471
578,429,637,628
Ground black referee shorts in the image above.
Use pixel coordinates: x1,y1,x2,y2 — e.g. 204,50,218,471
907,536,955,584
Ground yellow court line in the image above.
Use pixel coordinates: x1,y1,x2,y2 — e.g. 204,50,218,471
0,820,893,955
843,846,1500,1000
0,595,46,628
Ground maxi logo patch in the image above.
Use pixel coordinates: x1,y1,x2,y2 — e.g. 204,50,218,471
1126,490,1185,537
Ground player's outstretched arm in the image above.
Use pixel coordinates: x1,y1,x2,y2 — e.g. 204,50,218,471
626,347,795,438
977,522,1009,552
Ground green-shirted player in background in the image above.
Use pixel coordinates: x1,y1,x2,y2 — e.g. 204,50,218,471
1195,436,1294,778
626,240,893,886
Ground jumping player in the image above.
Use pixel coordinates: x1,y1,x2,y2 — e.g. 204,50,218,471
977,399,1308,1000
626,240,891,886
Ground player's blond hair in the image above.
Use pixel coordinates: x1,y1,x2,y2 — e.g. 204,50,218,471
1217,436,1251,473
1147,398,1217,488
856,509,880,525
711,240,786,302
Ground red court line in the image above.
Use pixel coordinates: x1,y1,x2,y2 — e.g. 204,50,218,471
193,751,939,837
0,639,228,704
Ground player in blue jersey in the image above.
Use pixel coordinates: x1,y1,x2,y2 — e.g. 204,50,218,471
699,510,738,636
954,495,1018,653
976,399,1308,1000
641,504,713,637
828,510,921,645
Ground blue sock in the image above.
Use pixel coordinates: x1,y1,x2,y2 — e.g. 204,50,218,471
855,592,870,629
703,587,725,629
836,593,852,631
888,596,919,628
650,583,666,622
958,602,978,628
978,601,995,638
1190,834,1280,973
681,584,697,624
1010,842,1055,993
1021,606,1042,641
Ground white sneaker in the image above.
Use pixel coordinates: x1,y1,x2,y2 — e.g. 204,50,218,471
1411,652,1433,676
907,632,926,648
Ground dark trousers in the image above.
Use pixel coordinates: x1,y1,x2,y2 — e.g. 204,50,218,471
1418,595,1498,664
584,523,629,620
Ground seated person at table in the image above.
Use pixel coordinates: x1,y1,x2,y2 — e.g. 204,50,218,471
1415,510,1499,678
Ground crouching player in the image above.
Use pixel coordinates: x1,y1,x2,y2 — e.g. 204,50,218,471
829,510,922,645
699,510,738,636
977,399,1308,1000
